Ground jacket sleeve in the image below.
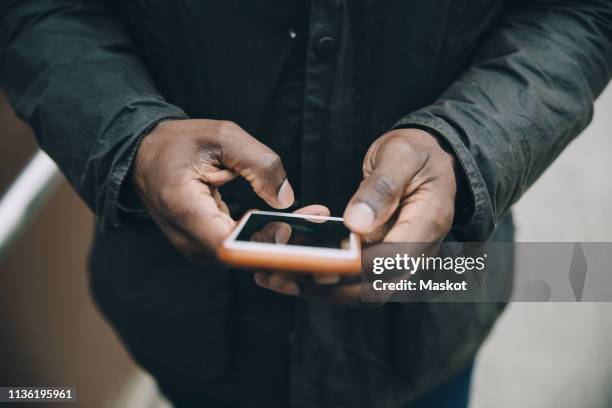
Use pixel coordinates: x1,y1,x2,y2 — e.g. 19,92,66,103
390,0,612,395
0,0,188,232
394,0,612,241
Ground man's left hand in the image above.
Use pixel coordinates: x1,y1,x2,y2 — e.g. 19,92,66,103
254,128,458,303
343,128,457,243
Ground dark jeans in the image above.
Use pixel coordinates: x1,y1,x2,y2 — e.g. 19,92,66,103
166,362,474,408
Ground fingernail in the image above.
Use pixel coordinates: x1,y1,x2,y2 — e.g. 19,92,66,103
280,281,300,296
277,180,295,208
254,273,269,287
345,202,375,232
315,274,341,285
274,225,292,244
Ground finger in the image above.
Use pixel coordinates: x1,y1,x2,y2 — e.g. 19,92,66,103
254,272,271,287
166,180,236,251
250,221,292,244
357,213,395,244
294,205,340,283
249,205,329,243
201,169,238,187
274,224,292,244
384,191,453,243
255,272,300,296
154,215,229,265
313,273,340,285
256,271,361,304
293,205,330,217
343,140,423,235
269,273,301,295
329,283,362,304
211,188,231,214
217,122,294,209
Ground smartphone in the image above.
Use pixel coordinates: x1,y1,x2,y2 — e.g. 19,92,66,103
217,210,361,274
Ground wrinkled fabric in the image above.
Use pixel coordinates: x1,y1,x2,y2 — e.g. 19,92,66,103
1,1,611,407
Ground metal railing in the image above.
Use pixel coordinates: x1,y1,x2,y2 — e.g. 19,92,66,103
0,151,166,407
0,149,62,262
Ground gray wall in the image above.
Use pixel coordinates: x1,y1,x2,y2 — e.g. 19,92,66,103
472,84,612,408
0,93,134,408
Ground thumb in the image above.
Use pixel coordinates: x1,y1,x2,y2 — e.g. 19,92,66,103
218,122,294,209
343,141,422,234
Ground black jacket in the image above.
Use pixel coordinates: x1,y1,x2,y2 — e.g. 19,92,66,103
1,1,611,407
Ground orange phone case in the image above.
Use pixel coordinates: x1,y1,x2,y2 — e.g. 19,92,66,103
217,212,361,275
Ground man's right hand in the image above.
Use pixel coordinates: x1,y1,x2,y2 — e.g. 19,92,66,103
132,119,295,264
